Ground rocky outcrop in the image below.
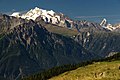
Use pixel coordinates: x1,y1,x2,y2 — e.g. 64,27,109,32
74,32,120,57
0,14,29,34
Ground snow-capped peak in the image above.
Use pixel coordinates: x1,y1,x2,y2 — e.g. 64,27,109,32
100,18,120,31
100,18,107,27
11,7,61,24
100,18,114,31
11,12,20,17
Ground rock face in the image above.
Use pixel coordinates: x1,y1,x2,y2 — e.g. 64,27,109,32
74,20,108,32
74,31,120,57
0,14,29,34
0,14,96,80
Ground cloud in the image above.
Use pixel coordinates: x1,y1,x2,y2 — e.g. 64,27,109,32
75,15,120,19
76,16,102,18
3,10,27,15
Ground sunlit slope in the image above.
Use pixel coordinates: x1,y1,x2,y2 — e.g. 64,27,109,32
50,61,120,80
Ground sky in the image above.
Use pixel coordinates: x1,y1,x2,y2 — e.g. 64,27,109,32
0,0,120,24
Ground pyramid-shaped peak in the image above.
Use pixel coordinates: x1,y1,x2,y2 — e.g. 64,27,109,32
100,18,107,26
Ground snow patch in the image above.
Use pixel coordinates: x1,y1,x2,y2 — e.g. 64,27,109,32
11,12,20,17
100,18,118,31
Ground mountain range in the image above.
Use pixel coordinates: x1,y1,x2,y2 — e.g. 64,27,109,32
11,7,120,32
0,7,120,80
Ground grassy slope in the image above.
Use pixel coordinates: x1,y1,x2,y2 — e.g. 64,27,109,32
37,21,79,37
44,25,79,37
50,61,120,80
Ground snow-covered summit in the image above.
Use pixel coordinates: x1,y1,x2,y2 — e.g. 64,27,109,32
100,18,107,27
100,18,120,31
11,12,21,17
11,7,61,24
100,18,115,31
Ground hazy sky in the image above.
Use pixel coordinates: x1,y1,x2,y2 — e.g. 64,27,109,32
0,0,120,23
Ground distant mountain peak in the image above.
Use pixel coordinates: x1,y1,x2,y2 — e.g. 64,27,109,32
100,18,107,27
11,12,21,17
100,18,118,31
11,7,61,24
